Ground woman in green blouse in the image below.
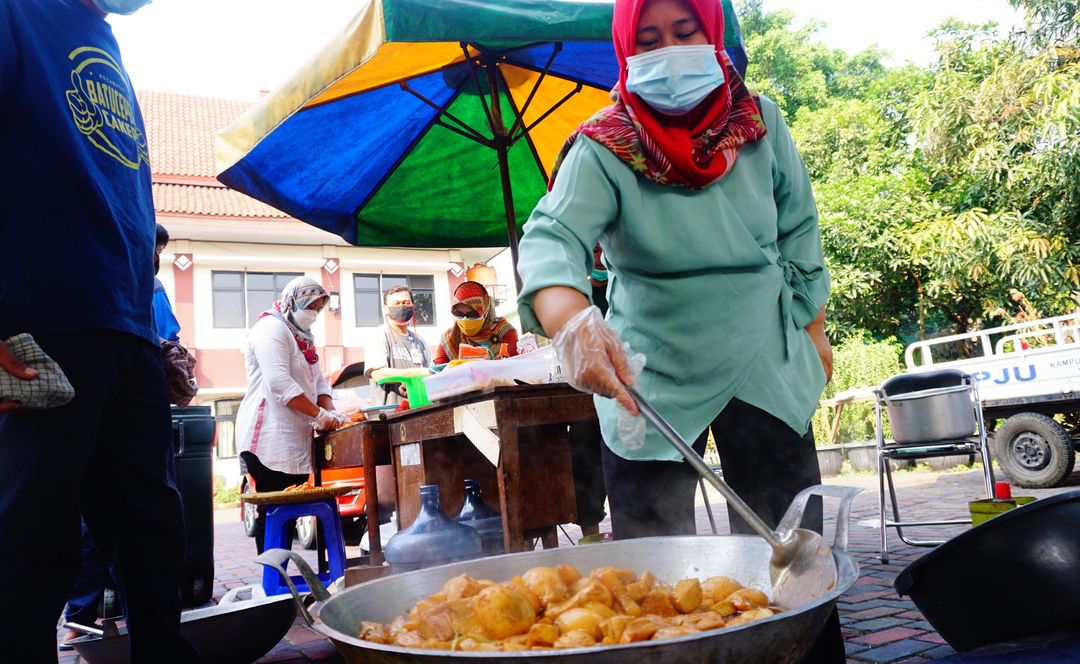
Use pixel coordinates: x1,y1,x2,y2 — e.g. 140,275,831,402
518,0,840,658
518,0,832,540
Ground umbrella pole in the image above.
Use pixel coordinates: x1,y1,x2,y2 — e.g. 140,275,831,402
496,140,522,290
484,55,523,290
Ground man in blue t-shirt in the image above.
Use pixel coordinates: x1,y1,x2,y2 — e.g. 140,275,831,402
0,1,200,660
153,224,182,343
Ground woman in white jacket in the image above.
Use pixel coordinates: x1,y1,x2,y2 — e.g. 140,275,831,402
236,276,348,552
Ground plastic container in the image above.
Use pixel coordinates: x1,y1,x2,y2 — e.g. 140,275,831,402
968,496,1036,526
423,353,551,402
383,485,483,571
376,374,430,408
455,479,504,554
171,405,216,607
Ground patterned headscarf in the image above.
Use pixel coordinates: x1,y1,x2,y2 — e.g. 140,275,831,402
440,281,515,361
550,0,766,190
261,276,328,364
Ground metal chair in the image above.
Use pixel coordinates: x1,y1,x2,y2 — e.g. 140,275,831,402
875,369,995,562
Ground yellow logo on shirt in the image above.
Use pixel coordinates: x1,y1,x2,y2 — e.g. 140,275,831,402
65,46,149,170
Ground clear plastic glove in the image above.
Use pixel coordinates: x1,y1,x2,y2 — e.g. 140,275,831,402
553,306,639,415
616,350,647,449
312,408,349,431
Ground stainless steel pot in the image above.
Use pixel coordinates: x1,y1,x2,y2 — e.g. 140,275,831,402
258,482,860,664
877,383,977,444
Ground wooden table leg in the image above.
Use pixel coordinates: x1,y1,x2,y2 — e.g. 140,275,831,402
311,436,328,573
539,527,559,549
495,402,526,553
364,426,384,565
829,403,844,446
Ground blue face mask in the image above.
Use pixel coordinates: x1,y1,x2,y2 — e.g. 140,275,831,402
625,45,725,116
90,0,153,15
590,269,609,283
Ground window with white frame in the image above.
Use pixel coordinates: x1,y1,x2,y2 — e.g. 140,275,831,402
213,398,242,459
211,271,304,328
353,274,435,327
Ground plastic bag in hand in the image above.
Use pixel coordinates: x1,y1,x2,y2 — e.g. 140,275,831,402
553,306,638,413
616,349,647,450
313,408,349,430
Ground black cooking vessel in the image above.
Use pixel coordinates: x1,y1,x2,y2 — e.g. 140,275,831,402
894,490,1080,651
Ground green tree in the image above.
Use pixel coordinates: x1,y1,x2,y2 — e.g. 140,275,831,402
736,0,887,118
1009,0,1080,47
785,15,1080,342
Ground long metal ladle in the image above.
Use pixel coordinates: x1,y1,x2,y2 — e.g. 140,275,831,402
628,387,852,573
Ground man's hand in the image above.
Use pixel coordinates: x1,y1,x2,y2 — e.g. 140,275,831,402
0,339,39,412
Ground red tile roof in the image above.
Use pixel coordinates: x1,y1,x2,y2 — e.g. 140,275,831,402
138,90,252,179
138,90,292,220
153,183,290,219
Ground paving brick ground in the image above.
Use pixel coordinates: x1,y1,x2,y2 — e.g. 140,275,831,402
56,466,1080,663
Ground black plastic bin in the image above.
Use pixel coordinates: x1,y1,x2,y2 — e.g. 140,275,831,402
171,406,216,607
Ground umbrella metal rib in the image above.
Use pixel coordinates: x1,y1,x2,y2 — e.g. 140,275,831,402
395,41,590,283
505,42,561,138
398,81,494,148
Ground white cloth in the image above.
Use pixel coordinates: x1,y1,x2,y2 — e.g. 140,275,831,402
364,324,430,405
235,315,331,475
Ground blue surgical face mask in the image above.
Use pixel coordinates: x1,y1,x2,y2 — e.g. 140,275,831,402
590,268,609,283
90,0,153,15
625,45,725,116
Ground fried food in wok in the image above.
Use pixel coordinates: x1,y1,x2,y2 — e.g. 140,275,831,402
358,566,779,651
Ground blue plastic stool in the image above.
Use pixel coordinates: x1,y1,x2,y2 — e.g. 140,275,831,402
261,498,346,596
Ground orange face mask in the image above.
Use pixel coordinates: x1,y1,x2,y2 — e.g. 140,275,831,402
456,318,485,336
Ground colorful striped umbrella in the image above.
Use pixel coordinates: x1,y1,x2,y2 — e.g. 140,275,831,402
216,0,746,265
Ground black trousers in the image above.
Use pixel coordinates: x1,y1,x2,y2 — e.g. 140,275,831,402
240,451,309,553
568,419,607,527
64,519,113,626
0,331,200,662
601,398,844,663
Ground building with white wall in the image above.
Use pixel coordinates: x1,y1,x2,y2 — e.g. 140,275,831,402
141,91,514,484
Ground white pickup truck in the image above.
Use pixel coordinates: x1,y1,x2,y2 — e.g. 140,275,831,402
905,313,1080,488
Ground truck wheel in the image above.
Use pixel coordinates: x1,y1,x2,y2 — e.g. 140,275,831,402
297,516,318,550
241,481,257,538
994,413,1075,488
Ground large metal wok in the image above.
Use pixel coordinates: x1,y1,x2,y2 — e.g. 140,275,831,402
258,390,861,662
64,593,297,664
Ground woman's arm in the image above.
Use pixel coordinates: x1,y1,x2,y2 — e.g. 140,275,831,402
805,305,832,382
433,344,450,366
533,287,590,339
517,139,636,412
534,286,637,413
250,322,321,416
288,395,321,418
517,139,617,337
766,99,832,381
500,328,519,357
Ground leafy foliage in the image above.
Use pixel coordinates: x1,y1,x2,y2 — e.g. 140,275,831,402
811,336,903,445
1009,0,1080,48
737,1,1080,343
